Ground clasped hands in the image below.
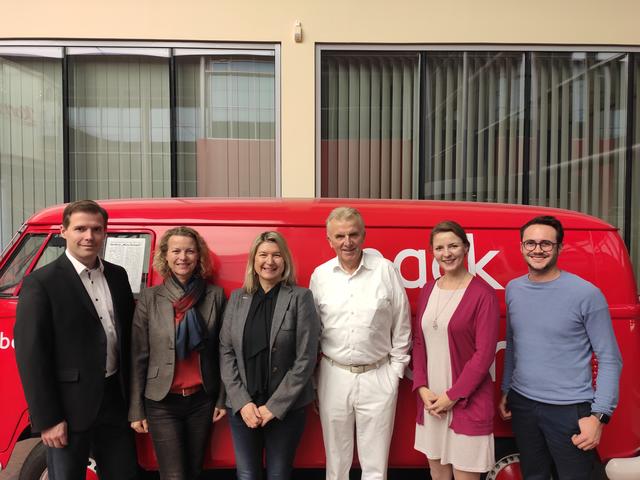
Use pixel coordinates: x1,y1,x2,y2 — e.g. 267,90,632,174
240,402,275,428
418,386,456,418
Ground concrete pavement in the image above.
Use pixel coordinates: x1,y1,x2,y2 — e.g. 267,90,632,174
0,438,39,480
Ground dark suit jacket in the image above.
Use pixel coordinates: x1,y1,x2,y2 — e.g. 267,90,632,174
128,282,226,422
14,254,135,433
219,284,320,419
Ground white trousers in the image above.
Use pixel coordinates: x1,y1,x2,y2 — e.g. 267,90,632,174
317,356,400,480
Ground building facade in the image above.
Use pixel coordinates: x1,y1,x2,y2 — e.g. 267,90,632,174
1,0,639,285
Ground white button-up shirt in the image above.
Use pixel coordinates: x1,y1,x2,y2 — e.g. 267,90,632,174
66,250,118,377
309,250,411,378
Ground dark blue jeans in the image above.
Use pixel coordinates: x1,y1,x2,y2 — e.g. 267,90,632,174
145,389,214,480
508,390,596,480
46,375,138,480
228,406,306,480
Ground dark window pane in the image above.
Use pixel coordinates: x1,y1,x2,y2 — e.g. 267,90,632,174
68,55,171,200
320,52,419,199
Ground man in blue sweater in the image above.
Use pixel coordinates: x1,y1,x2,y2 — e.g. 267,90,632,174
499,215,622,479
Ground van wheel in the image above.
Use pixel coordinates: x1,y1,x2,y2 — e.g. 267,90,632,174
18,441,98,480
486,438,523,480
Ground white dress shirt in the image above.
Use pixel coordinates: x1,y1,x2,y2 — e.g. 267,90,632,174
309,250,411,378
65,250,118,377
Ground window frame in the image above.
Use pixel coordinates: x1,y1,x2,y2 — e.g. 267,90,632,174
0,233,49,297
0,40,282,198
315,44,635,223
0,228,155,298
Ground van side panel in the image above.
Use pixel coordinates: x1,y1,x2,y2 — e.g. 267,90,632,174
0,300,27,453
603,321,640,459
135,223,622,468
0,230,54,465
591,230,640,460
3,203,638,470
590,230,639,305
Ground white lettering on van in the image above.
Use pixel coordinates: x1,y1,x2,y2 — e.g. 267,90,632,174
392,234,503,290
394,249,427,289
490,341,507,382
0,331,15,350
465,234,502,290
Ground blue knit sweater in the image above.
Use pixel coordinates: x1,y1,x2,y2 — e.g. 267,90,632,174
502,271,622,415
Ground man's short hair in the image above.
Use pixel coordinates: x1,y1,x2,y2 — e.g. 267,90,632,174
520,215,564,244
62,200,108,228
325,206,365,234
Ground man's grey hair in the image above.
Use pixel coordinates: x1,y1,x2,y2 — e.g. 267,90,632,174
325,206,365,234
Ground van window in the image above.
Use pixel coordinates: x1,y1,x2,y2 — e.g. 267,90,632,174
33,234,67,270
2,232,152,298
0,234,48,297
35,233,152,296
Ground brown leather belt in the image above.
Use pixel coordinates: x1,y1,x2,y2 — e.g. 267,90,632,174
169,385,202,397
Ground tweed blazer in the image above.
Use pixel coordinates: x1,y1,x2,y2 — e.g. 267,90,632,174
219,284,320,420
129,281,226,421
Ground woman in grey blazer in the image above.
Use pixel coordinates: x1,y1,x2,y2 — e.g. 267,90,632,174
129,226,226,480
220,231,320,480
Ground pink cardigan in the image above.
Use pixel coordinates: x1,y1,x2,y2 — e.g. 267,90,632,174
411,276,499,435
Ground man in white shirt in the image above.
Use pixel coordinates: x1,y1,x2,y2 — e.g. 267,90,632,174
15,200,138,480
309,206,411,480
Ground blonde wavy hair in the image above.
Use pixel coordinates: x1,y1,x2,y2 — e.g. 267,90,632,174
153,226,213,280
243,231,296,293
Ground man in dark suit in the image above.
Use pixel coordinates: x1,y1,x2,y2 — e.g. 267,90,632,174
14,200,138,480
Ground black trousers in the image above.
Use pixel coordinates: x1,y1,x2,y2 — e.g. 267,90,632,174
46,375,138,480
508,390,596,480
145,389,214,480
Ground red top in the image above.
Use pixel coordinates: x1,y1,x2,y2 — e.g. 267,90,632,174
170,307,203,391
170,351,203,391
411,276,499,435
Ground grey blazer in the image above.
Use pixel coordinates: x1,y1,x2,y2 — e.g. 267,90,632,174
219,284,320,419
129,282,226,421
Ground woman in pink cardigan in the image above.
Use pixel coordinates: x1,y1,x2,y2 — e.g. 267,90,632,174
412,221,499,480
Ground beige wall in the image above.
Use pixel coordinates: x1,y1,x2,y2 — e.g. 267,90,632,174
4,0,640,197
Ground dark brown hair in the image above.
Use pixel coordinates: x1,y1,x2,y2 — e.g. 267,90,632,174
62,200,108,228
520,215,564,244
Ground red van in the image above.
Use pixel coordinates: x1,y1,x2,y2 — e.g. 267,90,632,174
0,198,638,479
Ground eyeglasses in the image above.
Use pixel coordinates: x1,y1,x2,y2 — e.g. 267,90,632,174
521,240,558,252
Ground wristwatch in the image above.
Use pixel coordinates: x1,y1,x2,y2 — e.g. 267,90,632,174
591,412,610,424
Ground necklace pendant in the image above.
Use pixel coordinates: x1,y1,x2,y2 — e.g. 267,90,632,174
432,320,438,330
